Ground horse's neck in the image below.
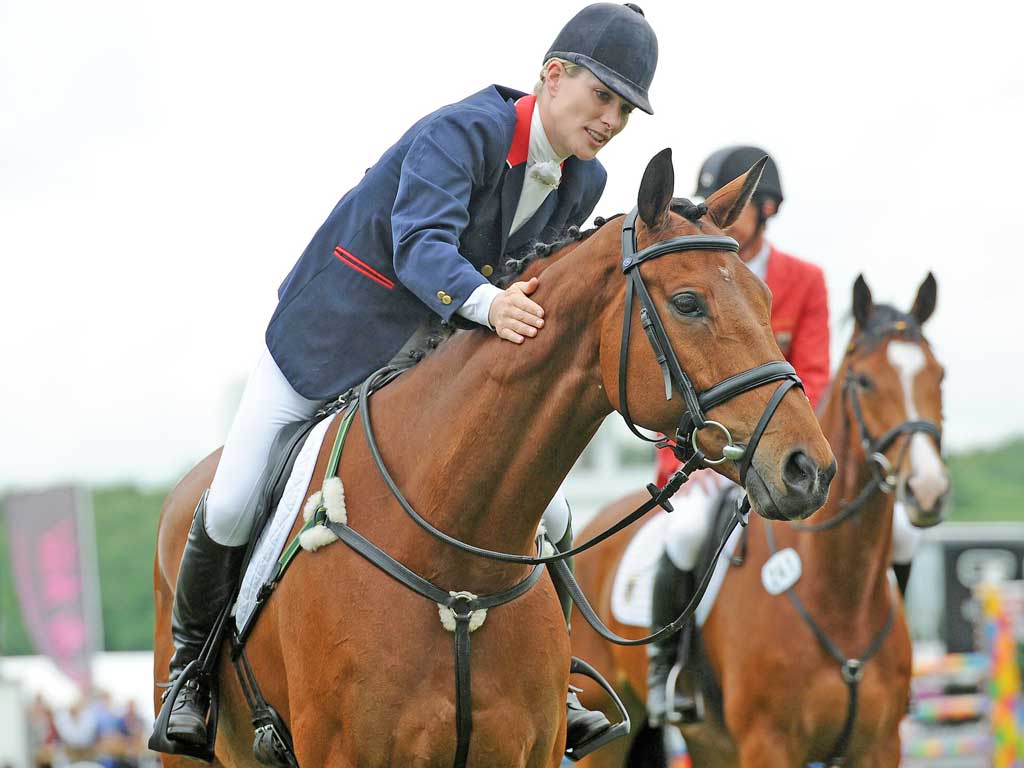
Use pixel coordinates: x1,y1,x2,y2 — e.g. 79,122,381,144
798,377,894,610
370,252,614,590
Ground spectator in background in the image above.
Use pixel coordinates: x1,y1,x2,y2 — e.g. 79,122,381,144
53,697,98,763
90,691,122,738
118,700,151,756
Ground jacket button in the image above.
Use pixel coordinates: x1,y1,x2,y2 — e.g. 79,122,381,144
481,265,494,277
442,295,452,305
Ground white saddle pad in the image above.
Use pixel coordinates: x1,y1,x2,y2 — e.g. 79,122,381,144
610,511,741,628
233,413,338,631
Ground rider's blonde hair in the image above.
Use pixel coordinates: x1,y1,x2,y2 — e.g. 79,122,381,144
534,58,584,95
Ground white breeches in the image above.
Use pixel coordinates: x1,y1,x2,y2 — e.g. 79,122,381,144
206,346,322,545
890,501,922,565
663,470,732,570
662,472,924,571
542,488,572,546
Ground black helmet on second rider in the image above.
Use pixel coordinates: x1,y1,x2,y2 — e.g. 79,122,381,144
545,3,659,114
696,145,784,209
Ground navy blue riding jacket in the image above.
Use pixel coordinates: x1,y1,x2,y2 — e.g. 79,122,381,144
265,85,607,400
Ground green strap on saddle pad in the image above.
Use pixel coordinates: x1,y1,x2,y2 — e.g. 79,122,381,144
271,404,358,582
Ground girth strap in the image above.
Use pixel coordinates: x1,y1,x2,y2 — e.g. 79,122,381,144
452,604,473,767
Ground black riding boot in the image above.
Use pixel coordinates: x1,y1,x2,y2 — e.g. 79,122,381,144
894,561,912,599
646,552,695,726
159,492,246,746
551,527,615,757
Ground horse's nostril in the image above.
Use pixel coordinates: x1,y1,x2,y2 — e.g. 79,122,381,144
823,458,838,486
783,450,818,494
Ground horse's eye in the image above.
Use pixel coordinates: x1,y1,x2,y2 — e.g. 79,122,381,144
671,293,704,317
857,373,874,390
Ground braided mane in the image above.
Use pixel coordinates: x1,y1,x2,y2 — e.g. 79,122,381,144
497,214,624,287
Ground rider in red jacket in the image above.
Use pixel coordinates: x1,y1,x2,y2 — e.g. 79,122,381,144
647,146,831,726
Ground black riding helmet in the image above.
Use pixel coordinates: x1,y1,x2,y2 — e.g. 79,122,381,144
695,145,784,209
545,3,659,115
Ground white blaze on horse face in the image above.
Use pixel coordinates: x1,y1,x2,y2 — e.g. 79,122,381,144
887,341,949,510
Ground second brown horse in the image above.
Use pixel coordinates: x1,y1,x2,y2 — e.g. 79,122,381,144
572,273,948,767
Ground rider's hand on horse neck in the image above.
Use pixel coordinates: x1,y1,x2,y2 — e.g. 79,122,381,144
489,277,545,343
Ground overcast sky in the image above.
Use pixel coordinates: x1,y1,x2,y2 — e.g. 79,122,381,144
2,0,1022,489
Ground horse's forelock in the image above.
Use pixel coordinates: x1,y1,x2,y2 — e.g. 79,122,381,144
669,197,708,223
854,304,925,351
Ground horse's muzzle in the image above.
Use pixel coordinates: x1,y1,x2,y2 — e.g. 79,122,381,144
903,486,948,528
746,453,836,521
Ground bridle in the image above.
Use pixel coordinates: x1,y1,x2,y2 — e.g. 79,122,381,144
794,332,942,533
617,206,803,487
847,368,942,493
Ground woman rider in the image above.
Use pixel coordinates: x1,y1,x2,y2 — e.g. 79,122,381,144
155,2,659,756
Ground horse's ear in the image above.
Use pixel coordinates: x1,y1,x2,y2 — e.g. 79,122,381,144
638,148,675,230
910,272,937,325
852,274,874,330
705,156,767,229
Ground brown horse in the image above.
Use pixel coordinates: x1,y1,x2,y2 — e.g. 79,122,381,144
571,273,948,767
152,150,835,768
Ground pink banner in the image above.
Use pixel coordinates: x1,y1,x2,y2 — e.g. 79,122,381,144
4,486,99,690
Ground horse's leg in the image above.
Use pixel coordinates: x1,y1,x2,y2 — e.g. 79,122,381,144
540,721,568,768
574,732,632,768
290,724,350,768
680,720,739,768
857,725,902,768
735,724,798,768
